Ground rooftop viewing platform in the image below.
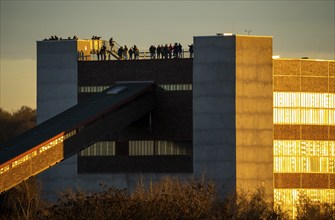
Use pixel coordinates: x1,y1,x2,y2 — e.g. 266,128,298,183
42,36,194,61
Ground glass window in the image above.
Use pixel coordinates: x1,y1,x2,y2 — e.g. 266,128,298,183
274,140,335,173
80,141,115,156
129,141,154,156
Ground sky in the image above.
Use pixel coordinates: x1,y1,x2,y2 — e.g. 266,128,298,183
0,0,334,111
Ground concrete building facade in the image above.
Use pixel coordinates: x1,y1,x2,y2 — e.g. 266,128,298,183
193,35,273,197
35,35,334,215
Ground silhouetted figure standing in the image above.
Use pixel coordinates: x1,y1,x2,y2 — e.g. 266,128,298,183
178,43,182,58
124,45,128,60
118,46,124,59
80,50,84,60
157,45,161,59
168,44,173,59
100,46,106,60
163,44,169,59
173,43,178,58
129,47,134,60
134,45,139,60
149,45,156,59
188,44,194,58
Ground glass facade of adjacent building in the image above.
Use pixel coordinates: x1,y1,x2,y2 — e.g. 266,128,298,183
273,59,335,217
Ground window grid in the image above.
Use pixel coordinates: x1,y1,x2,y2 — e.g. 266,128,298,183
274,140,335,173
158,84,192,91
78,86,111,93
80,141,115,156
273,92,335,125
129,141,154,156
78,84,192,93
157,141,191,155
1,135,64,176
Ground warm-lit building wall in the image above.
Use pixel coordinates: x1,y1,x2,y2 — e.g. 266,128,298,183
193,35,273,199
273,59,335,216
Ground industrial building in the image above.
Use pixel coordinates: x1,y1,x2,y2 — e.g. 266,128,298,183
0,34,334,216
273,58,335,214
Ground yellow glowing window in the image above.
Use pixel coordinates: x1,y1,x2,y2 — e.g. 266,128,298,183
0,165,10,175
274,92,335,108
129,141,154,156
273,92,335,125
80,141,115,156
274,189,335,219
274,140,335,173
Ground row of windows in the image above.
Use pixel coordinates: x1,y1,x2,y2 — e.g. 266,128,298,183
0,165,9,175
274,140,335,173
79,140,192,156
78,86,111,93
39,136,64,154
157,84,192,91
0,135,65,175
64,130,77,139
274,189,335,218
274,108,335,125
274,140,335,156
78,84,193,93
274,92,335,108
129,140,191,156
157,141,191,155
80,141,115,156
129,141,153,155
274,156,335,173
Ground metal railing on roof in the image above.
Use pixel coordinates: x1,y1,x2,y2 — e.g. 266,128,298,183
79,50,192,61
77,39,193,61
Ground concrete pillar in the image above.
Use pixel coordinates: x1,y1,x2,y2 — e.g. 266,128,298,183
37,40,78,200
193,35,273,200
37,40,78,123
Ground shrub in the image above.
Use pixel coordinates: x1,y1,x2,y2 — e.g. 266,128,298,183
296,195,335,220
42,177,287,219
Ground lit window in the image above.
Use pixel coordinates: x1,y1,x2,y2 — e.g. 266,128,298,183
129,141,154,156
157,141,191,155
274,92,335,125
80,141,115,156
274,189,335,219
274,140,335,173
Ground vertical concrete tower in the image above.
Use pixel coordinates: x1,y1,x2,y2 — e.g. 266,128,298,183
37,40,78,124
193,35,273,199
36,40,78,200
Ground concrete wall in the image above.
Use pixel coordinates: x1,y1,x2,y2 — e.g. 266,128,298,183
193,35,273,199
37,40,79,200
193,36,237,193
235,36,273,199
37,40,78,123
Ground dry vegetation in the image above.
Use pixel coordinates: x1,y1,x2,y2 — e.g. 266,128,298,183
1,176,334,220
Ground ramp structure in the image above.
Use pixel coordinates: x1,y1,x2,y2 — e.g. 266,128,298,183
0,82,154,193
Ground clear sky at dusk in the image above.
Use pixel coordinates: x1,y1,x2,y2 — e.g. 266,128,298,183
0,0,334,111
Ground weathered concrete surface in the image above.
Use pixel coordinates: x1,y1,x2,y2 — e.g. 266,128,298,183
193,35,237,193
37,40,79,200
193,35,273,200
235,36,273,200
37,40,78,124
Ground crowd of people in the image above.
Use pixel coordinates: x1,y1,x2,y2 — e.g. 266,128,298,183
43,35,194,60
86,43,194,61
149,43,185,59
44,35,78,41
